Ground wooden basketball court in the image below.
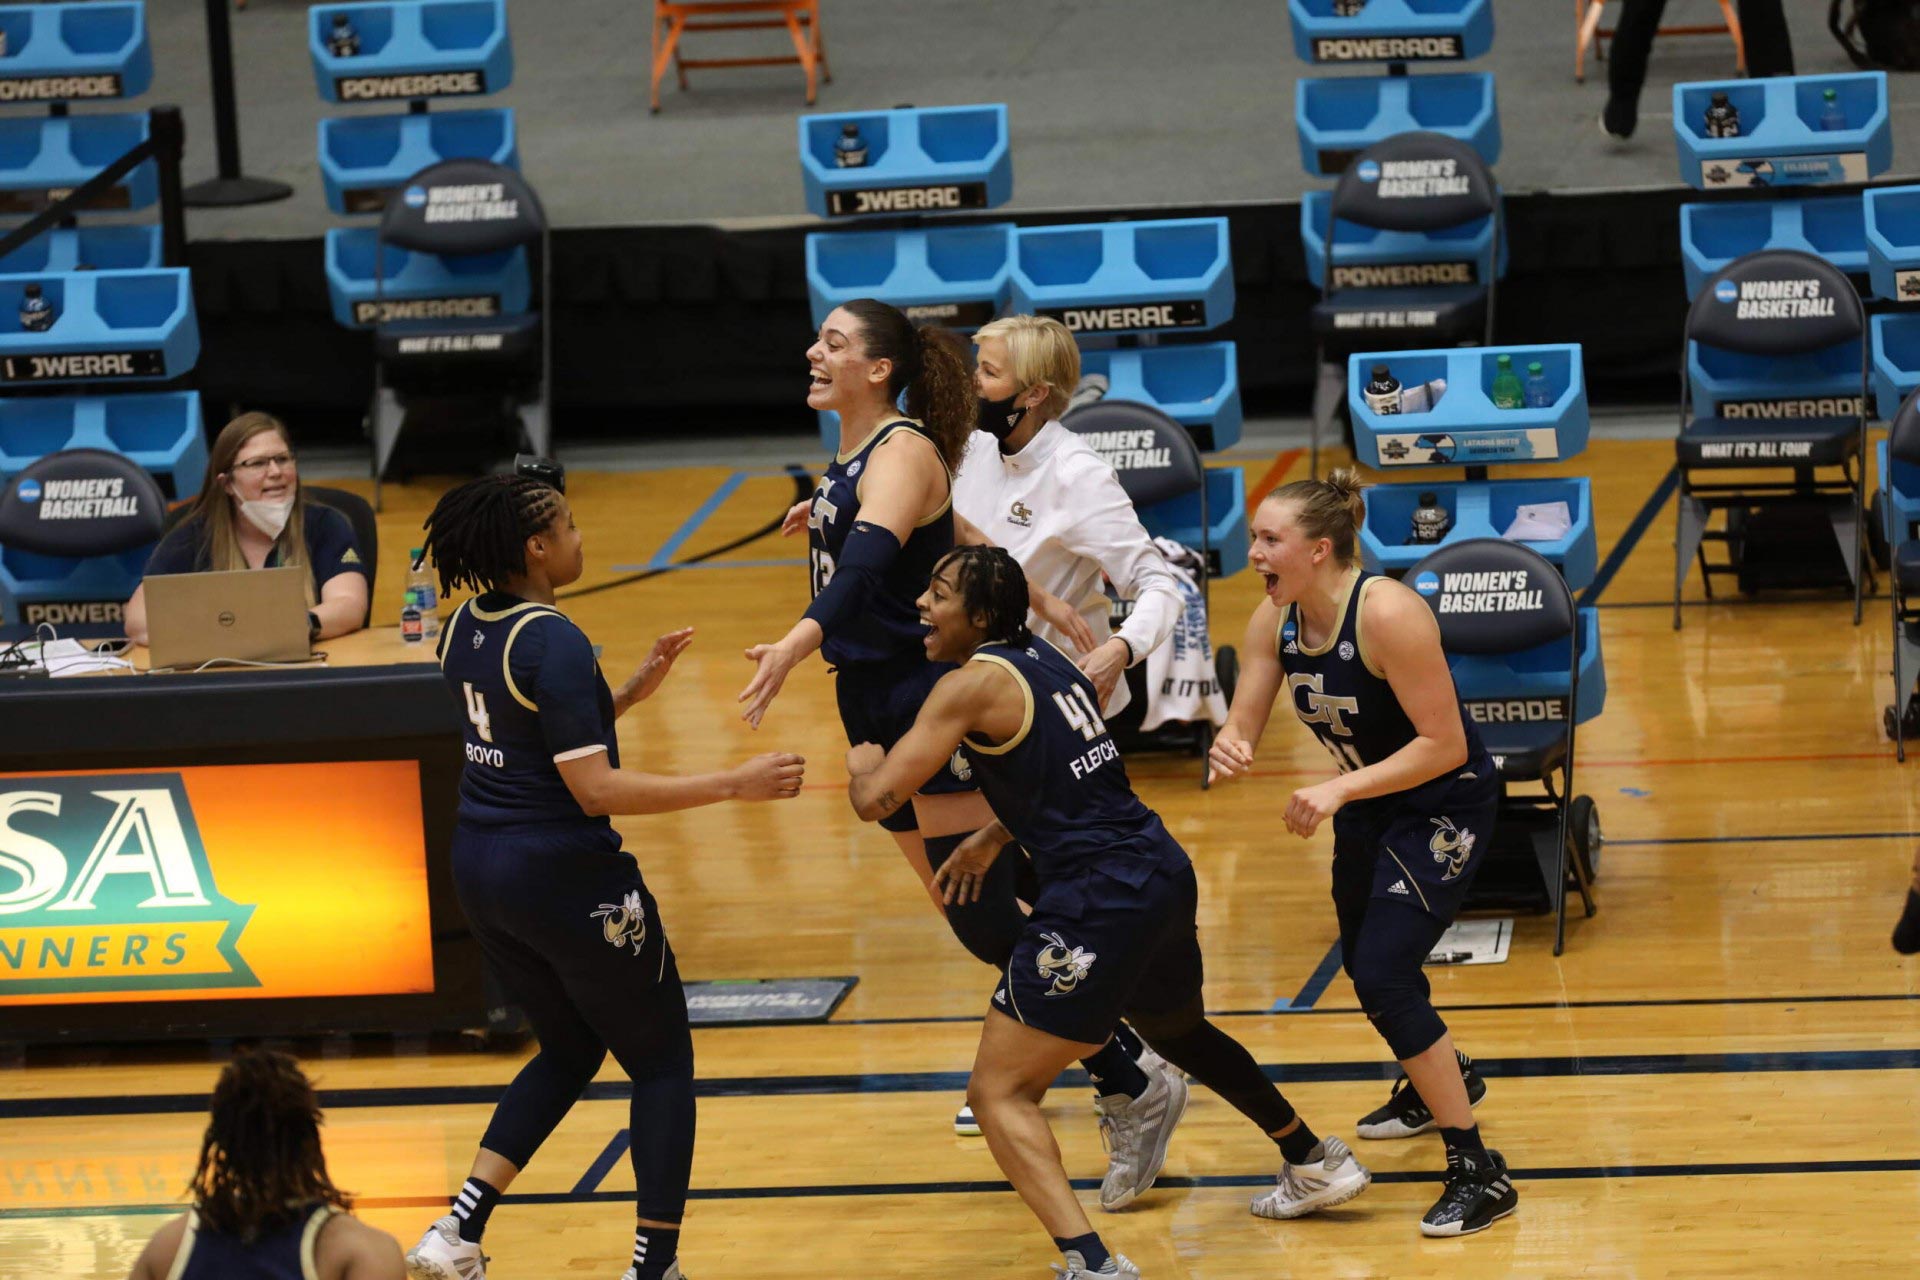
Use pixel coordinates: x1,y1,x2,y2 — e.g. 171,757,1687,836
4,438,1917,1278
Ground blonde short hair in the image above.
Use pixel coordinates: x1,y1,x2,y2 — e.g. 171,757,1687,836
974,314,1080,422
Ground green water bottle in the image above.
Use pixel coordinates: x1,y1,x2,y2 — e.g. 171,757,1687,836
1490,354,1524,410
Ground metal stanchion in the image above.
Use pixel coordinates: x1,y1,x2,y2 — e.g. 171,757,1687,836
182,0,293,207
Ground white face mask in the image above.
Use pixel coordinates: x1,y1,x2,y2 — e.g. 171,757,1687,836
237,496,294,539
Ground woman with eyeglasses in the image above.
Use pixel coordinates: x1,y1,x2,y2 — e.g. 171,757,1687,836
123,412,370,647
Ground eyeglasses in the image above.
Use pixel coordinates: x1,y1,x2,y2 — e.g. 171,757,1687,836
232,452,296,475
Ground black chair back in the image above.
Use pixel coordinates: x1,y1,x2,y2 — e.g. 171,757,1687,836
1685,249,1865,356
0,449,166,557
379,159,547,255
1892,385,1920,467
1328,132,1498,234
1407,538,1576,656
1059,400,1203,510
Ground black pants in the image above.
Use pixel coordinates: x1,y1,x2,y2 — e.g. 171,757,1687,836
1608,0,1794,102
454,823,695,1223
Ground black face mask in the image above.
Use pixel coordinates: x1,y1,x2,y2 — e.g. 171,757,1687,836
977,391,1027,440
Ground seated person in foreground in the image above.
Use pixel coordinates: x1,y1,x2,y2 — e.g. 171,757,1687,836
123,412,369,646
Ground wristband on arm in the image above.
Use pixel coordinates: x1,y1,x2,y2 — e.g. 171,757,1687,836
802,521,904,637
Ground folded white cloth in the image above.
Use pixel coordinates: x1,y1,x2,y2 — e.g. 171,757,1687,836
1502,501,1573,542
1140,537,1228,732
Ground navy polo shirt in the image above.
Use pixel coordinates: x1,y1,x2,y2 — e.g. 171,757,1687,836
143,503,368,592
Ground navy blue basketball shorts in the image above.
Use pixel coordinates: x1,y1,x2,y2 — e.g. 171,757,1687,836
992,861,1203,1046
834,651,980,833
452,822,692,1072
1330,756,1501,931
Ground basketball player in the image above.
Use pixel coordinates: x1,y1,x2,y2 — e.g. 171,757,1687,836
752,300,1171,1147
1209,471,1516,1237
1895,849,1920,953
404,475,805,1280
128,1049,405,1280
847,546,1371,1279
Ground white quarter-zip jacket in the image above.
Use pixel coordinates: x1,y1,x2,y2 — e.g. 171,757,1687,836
953,422,1183,715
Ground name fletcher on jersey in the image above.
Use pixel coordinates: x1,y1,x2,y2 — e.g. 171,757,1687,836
1067,738,1120,781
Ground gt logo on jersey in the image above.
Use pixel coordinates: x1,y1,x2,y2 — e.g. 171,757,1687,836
1288,671,1359,735
1035,931,1096,996
591,890,648,955
1429,816,1475,881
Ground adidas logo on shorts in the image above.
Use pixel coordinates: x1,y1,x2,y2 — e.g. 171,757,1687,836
1388,879,1410,896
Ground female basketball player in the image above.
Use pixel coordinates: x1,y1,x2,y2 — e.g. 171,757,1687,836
129,1048,405,1280
754,300,1166,1142
848,546,1370,1279
1208,471,1517,1237
404,475,804,1280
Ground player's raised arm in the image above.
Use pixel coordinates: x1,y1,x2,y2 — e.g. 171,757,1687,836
846,664,994,823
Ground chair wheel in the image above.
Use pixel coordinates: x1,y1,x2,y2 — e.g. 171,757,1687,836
1569,793,1601,881
1215,645,1239,708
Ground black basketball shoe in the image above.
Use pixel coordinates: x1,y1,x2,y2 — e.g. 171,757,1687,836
1355,1050,1487,1139
1420,1148,1518,1237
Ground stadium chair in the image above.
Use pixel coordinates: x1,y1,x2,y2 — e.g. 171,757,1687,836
1408,537,1597,956
0,449,166,639
1674,249,1870,630
368,159,550,510
1310,132,1500,479
305,486,379,628
650,0,829,113
1060,399,1228,788
1883,389,1920,759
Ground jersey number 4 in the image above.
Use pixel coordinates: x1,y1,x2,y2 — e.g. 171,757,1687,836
463,682,494,743
1052,684,1108,742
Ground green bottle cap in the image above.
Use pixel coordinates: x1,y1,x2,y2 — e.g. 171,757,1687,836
1527,361,1543,374
1824,89,1837,101
1496,354,1512,369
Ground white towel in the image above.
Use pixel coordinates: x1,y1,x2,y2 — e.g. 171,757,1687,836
1141,537,1229,732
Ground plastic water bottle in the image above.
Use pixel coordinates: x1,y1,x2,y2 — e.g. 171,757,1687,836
328,14,361,57
1490,354,1524,410
834,123,867,168
19,283,54,333
1523,361,1553,409
1363,363,1402,415
1409,493,1452,545
1333,0,1367,14
405,547,439,641
1819,89,1846,132
1704,92,1740,139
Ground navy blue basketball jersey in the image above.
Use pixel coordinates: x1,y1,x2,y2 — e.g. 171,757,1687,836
437,592,618,829
177,1204,334,1280
1277,568,1484,780
958,637,1182,888
808,419,955,666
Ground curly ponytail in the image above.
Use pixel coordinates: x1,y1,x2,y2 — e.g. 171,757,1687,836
905,324,974,473
841,298,973,473
1266,466,1367,564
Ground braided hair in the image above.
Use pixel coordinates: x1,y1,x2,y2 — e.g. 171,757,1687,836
420,474,565,597
189,1048,351,1242
936,545,1033,648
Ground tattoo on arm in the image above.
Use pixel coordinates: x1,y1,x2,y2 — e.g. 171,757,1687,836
874,788,902,816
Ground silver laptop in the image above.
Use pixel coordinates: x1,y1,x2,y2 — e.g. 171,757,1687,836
144,566,312,669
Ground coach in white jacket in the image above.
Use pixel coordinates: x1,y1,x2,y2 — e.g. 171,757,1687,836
954,315,1184,716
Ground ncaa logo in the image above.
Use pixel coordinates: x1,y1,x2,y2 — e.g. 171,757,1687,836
17,478,41,503
402,185,428,209
1414,571,1440,596
1714,280,1738,304
1355,159,1381,183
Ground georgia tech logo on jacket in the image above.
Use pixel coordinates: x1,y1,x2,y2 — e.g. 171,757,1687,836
1429,816,1476,881
592,890,648,955
0,775,257,995
1007,500,1033,528
1035,931,1096,996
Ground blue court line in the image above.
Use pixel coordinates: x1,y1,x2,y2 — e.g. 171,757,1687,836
1271,940,1343,1012
644,472,746,571
11,1156,1920,1221
823,990,1920,1027
1579,465,1678,607
14,1048,1920,1121
606,557,806,573
573,1129,631,1195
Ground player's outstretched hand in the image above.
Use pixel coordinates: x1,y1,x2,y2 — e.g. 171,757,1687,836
781,498,812,538
738,641,799,728
1206,733,1255,786
616,627,694,712
732,752,806,801
1031,588,1096,655
931,827,1007,905
1284,777,1348,838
